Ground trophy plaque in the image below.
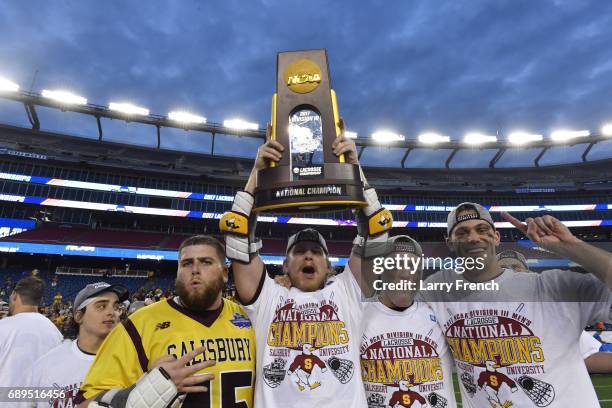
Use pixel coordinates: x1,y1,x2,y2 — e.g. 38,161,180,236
253,49,367,213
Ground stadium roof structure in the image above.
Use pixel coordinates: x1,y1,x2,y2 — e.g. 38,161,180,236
2,122,610,193
0,89,611,191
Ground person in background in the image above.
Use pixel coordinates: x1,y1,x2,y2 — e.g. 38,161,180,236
0,276,63,395
26,282,129,407
0,300,8,319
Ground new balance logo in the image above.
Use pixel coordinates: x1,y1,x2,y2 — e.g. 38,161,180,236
155,321,171,330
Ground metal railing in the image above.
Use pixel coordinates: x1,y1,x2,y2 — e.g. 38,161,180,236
55,266,150,278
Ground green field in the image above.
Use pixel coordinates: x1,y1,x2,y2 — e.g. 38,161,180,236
452,374,612,407
593,375,612,408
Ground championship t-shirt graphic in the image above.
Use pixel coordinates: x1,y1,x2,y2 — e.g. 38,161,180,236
444,307,552,408
419,267,612,407
361,302,456,408
264,294,354,390
244,267,367,407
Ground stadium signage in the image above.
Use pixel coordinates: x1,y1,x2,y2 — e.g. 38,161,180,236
137,254,165,260
0,193,605,229
0,241,349,265
0,148,47,160
0,246,18,253
65,245,95,252
0,172,31,182
0,194,25,202
0,227,26,238
0,218,35,238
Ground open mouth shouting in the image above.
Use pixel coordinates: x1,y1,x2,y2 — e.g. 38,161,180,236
301,265,316,275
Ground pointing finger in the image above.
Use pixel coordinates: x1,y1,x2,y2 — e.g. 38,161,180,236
501,212,527,233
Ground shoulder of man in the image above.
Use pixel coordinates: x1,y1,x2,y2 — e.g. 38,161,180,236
128,298,172,323
0,314,13,327
537,268,599,285
223,297,248,314
33,339,72,366
0,313,41,329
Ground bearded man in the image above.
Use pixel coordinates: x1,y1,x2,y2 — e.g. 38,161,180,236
77,235,256,408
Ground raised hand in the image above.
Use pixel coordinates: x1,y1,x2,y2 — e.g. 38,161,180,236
332,118,359,165
253,123,284,171
501,212,579,248
152,346,216,393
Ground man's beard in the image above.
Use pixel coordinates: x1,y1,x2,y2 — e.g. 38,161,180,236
175,275,225,312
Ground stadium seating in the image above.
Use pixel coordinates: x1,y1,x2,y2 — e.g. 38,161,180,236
0,267,175,306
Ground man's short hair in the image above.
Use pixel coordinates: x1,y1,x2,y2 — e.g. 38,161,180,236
178,235,225,263
13,276,45,306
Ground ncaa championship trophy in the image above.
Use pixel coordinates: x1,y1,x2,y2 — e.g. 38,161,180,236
253,49,367,212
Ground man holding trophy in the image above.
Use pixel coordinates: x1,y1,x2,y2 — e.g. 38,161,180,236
220,50,393,407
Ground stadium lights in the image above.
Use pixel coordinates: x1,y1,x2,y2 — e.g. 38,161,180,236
168,111,207,125
508,131,543,145
109,102,150,116
550,129,590,142
418,132,450,145
41,89,87,105
344,130,358,139
601,123,612,137
0,77,19,92
463,132,497,145
223,118,259,130
372,130,405,143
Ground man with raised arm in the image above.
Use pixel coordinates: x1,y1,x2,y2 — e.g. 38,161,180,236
418,202,612,408
220,128,393,407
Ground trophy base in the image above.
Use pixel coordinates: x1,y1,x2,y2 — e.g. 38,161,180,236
253,163,367,213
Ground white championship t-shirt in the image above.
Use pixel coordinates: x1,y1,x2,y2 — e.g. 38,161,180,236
242,265,367,408
0,312,63,389
418,268,612,408
26,339,95,408
361,301,457,408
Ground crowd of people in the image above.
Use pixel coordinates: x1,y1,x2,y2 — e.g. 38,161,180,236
0,275,181,338
0,132,610,408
